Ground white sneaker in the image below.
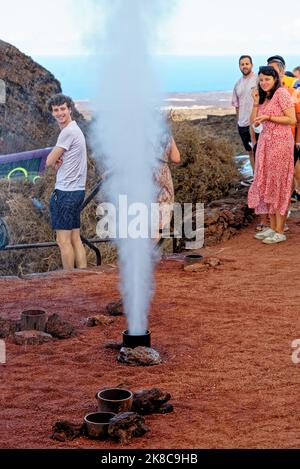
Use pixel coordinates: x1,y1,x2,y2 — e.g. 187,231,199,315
262,233,286,244
254,228,275,240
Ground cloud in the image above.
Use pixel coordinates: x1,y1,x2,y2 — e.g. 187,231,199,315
0,0,299,56
1,0,88,55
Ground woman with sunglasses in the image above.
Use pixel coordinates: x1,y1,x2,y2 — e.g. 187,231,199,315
248,66,296,244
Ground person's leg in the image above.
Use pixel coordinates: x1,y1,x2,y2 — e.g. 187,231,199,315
269,214,276,231
56,230,75,270
71,229,87,268
275,211,287,234
262,211,287,244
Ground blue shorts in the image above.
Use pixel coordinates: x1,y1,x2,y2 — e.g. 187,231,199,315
50,189,85,231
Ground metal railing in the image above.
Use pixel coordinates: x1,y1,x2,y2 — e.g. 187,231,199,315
0,176,180,264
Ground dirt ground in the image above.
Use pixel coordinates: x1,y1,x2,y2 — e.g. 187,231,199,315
1,214,300,450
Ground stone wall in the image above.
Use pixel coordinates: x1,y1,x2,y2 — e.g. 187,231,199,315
204,187,253,246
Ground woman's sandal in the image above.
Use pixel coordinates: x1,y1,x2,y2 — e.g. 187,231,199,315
255,224,268,231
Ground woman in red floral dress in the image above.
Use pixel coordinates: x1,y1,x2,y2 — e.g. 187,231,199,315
248,66,296,244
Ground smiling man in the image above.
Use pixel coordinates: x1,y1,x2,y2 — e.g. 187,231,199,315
46,94,87,270
232,55,257,171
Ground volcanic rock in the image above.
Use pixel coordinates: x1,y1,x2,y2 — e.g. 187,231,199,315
45,313,74,339
0,317,20,337
14,330,52,345
0,39,86,154
132,388,173,415
51,420,83,442
118,346,162,366
108,412,148,444
105,299,123,316
184,263,207,272
86,314,114,327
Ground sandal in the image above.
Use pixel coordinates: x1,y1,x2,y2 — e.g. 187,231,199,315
255,224,268,232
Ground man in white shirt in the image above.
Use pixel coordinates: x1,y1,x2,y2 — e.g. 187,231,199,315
232,55,257,170
46,94,87,270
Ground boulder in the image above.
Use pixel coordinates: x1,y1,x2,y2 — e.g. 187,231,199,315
0,39,86,154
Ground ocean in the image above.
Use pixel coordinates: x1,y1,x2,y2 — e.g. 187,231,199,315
35,55,300,102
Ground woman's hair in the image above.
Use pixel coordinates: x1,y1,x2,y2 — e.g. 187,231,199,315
258,66,281,103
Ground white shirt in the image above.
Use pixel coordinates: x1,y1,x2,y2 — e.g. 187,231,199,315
55,121,87,191
232,73,257,127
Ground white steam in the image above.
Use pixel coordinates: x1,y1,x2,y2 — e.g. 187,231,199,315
92,0,167,335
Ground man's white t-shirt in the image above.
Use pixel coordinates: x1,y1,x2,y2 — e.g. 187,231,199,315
55,120,87,191
232,73,257,127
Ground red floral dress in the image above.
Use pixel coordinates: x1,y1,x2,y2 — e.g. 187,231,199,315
248,87,294,216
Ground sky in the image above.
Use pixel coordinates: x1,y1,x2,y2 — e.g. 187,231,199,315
0,0,300,57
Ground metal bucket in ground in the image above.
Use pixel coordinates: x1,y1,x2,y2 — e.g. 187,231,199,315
184,254,203,267
20,309,46,331
97,388,133,413
83,412,116,439
122,329,151,348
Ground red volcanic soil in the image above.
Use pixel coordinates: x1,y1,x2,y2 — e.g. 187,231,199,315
1,219,300,450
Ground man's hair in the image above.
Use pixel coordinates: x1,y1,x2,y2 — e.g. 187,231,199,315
268,59,285,74
293,66,300,74
47,94,74,113
267,55,286,67
239,55,253,64
258,66,281,103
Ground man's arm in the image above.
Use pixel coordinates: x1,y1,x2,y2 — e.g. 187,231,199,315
232,86,239,122
235,107,239,122
46,146,65,169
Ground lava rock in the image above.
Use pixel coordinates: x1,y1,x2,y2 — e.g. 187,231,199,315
0,39,86,154
45,313,74,339
156,403,174,414
108,412,148,444
118,346,162,366
184,263,207,272
86,314,114,327
132,388,173,415
51,420,83,442
105,300,123,316
203,257,221,267
14,330,52,345
0,318,12,338
0,317,21,338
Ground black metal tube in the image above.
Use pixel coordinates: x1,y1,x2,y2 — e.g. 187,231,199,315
2,238,113,251
80,235,102,266
81,179,103,210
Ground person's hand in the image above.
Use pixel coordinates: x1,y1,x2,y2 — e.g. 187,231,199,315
254,115,269,126
251,87,259,104
54,155,63,170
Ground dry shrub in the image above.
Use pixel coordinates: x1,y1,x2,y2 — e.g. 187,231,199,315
171,121,240,205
